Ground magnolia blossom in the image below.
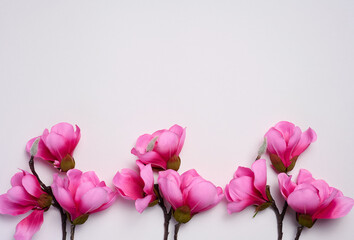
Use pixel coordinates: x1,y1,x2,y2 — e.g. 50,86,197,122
113,161,156,213
0,171,52,240
158,169,223,223
278,169,354,226
265,121,317,172
26,122,80,171
131,124,186,170
51,169,116,224
225,159,269,214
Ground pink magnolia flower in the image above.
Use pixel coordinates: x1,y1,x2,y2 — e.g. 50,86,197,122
278,169,354,226
225,159,269,214
131,124,186,170
26,122,80,171
113,161,156,213
158,169,223,223
265,121,317,173
0,171,52,240
51,169,116,224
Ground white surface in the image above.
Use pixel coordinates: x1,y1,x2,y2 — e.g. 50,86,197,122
0,1,353,239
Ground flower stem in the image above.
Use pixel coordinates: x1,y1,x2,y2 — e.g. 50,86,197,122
271,201,288,240
70,224,76,240
294,226,304,240
29,155,67,240
174,223,181,240
154,184,172,240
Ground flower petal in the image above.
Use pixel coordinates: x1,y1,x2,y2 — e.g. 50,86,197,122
22,174,44,198
113,169,144,200
158,170,183,210
26,136,56,161
0,194,33,216
135,195,154,213
287,188,320,215
14,210,44,240
292,127,317,157
79,187,109,214
251,159,267,200
265,128,286,161
297,169,315,185
137,162,154,195
313,196,354,219
278,173,296,200
133,134,154,155
154,131,179,159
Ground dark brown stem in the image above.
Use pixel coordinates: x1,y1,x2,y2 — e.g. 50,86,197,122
29,155,67,240
154,184,172,240
271,201,288,240
295,226,304,240
70,224,76,240
174,223,181,240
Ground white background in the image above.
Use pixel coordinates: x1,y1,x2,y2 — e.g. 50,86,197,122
0,1,353,239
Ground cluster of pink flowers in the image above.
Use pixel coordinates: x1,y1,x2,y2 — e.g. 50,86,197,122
0,121,353,240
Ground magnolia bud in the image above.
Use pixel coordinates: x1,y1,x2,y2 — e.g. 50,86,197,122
30,138,40,157
297,214,315,228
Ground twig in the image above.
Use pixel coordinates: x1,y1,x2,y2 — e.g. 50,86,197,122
294,226,304,240
154,185,172,240
70,224,76,240
174,222,181,240
29,156,67,240
271,201,288,240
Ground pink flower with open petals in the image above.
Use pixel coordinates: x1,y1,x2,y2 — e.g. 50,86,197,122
51,169,116,224
131,124,186,170
158,169,223,223
113,161,156,213
278,169,354,226
225,159,269,214
265,121,317,173
26,122,80,171
0,171,52,240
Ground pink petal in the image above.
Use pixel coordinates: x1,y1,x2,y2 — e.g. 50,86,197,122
133,150,167,169
74,182,96,203
234,167,254,178
137,162,154,195
297,169,315,185
51,184,76,218
67,169,83,194
113,169,144,200
11,172,25,187
135,195,154,213
278,173,296,200
265,128,286,161
81,171,100,186
283,127,302,164
0,194,33,216
154,131,179,159
169,125,186,155
313,196,354,219
14,210,44,240
186,181,222,214
274,121,296,143
158,170,183,210
227,199,255,214
51,123,80,154
43,133,70,161
6,186,37,206
169,124,184,138
287,188,320,215
79,187,109,214
22,174,44,198
133,134,154,155
292,127,317,157
251,159,267,200
180,169,200,190
311,180,330,203
91,191,117,214
26,137,56,161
